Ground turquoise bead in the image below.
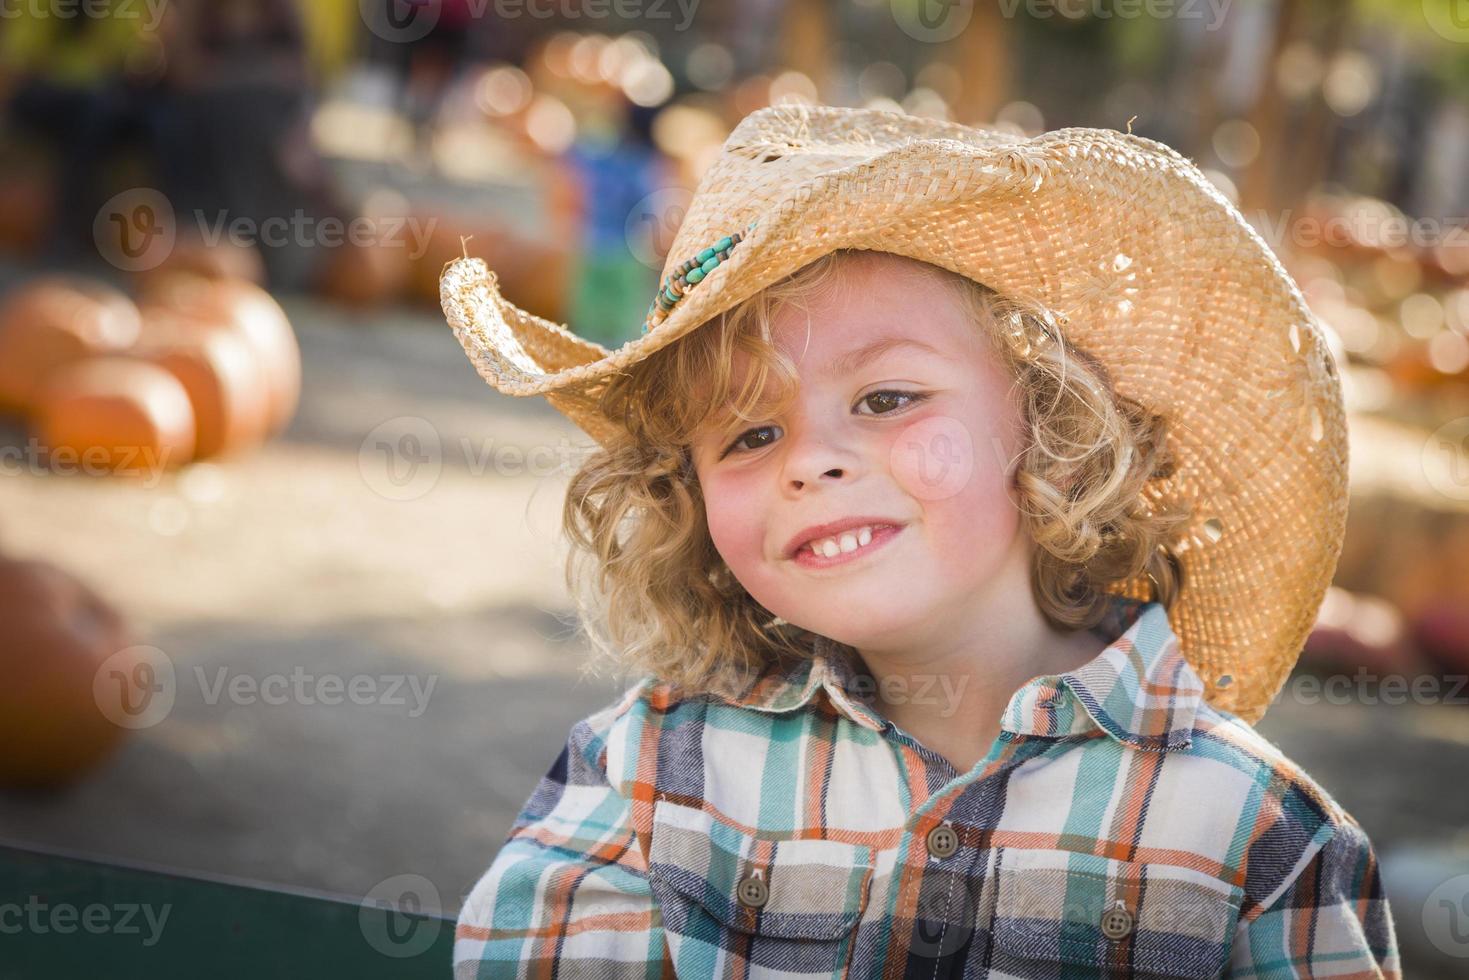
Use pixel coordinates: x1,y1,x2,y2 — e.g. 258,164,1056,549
686,267,705,283
701,256,719,274
715,236,732,251
696,247,715,263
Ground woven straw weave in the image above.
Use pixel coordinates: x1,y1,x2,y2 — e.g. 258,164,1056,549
440,102,1349,726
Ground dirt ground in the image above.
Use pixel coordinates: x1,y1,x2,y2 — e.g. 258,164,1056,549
0,285,1465,977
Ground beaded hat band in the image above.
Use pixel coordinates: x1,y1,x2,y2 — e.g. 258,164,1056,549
439,102,1348,727
645,223,757,332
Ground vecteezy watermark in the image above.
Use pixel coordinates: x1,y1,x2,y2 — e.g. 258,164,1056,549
93,188,175,273
0,897,171,948
0,438,175,488
1424,873,1469,959
625,187,693,271
358,417,599,502
891,0,976,44
360,874,443,959
195,666,437,718
358,0,701,43
1423,0,1469,44
93,646,438,729
998,0,1232,26
843,671,971,718
893,0,1232,43
1424,418,1469,504
93,188,437,272
1271,668,1469,708
358,0,440,44
0,0,169,30
1246,207,1469,255
93,646,177,730
891,415,978,502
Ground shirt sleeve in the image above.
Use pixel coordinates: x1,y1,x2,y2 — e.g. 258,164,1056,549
1226,817,1402,979
453,712,669,979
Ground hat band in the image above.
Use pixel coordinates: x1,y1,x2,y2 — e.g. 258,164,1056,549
643,221,759,333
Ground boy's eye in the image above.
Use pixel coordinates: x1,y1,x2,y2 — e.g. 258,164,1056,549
724,424,781,457
857,390,928,416
719,390,928,461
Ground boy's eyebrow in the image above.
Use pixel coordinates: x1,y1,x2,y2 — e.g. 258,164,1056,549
830,337,945,376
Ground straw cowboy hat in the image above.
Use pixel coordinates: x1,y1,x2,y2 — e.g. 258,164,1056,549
439,101,1348,726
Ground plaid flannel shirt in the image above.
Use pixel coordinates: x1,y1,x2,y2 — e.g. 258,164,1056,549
455,597,1401,978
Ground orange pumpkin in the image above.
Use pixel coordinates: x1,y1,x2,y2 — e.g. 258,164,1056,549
135,235,266,290
317,235,412,309
138,314,271,459
138,274,300,435
0,557,141,789
36,356,196,474
0,278,143,416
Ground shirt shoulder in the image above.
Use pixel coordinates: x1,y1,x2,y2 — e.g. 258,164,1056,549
1181,698,1378,915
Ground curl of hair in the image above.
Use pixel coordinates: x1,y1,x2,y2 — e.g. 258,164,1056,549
562,249,1190,697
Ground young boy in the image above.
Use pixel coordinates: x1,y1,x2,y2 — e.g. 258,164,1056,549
441,103,1399,978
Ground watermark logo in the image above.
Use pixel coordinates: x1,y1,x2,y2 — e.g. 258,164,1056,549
1424,0,1469,43
93,188,175,273
990,0,1232,30
0,438,175,487
891,415,975,501
1423,418,1469,503
356,416,600,500
360,874,443,958
0,897,170,947
94,189,438,272
0,0,170,31
359,0,439,43
625,188,692,271
359,416,444,502
93,645,176,730
93,646,439,728
1423,873,1469,958
892,0,975,44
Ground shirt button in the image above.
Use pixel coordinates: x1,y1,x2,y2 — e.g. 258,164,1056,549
925,824,958,859
1100,900,1134,939
736,873,768,908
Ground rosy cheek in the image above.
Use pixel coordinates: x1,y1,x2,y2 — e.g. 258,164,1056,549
703,473,766,564
889,414,976,501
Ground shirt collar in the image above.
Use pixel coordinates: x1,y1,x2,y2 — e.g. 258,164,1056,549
718,596,1203,753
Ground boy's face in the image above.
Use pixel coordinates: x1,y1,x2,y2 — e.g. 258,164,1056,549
690,255,1030,651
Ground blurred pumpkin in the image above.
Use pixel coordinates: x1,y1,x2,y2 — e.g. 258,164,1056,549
36,356,196,474
134,235,266,290
315,196,415,309
316,236,413,309
138,274,300,435
137,312,272,459
0,167,54,256
0,557,139,789
0,278,143,416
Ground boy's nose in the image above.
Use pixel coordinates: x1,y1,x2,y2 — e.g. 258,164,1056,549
781,427,863,491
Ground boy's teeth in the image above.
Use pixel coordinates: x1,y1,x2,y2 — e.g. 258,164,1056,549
807,525,879,557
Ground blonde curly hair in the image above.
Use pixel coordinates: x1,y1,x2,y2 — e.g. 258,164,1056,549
563,249,1190,697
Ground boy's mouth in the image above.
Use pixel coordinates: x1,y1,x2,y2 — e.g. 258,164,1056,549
791,524,905,569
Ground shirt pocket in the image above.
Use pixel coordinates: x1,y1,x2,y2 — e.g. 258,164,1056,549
647,798,875,976
989,847,1244,979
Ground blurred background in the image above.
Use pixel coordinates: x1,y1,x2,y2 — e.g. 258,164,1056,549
1,0,1467,974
